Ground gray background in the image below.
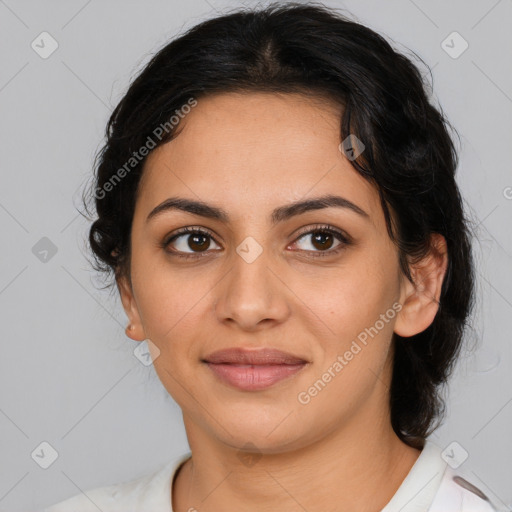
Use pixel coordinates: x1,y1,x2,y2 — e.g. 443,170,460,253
0,0,511,510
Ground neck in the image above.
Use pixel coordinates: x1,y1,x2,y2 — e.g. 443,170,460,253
173,413,422,512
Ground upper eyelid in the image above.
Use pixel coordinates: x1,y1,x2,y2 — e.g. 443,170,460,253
293,224,349,240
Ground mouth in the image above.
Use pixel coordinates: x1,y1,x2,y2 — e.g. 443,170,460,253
202,347,309,391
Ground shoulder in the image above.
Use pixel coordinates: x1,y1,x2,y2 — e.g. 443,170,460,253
42,453,192,512
429,466,499,512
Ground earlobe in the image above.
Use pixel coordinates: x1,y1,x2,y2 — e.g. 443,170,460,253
393,233,448,338
116,275,146,342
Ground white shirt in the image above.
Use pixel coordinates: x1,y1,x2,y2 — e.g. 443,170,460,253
42,440,498,511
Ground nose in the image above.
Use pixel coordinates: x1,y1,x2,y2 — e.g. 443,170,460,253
213,249,291,331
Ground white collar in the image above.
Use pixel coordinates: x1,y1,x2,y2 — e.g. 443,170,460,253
381,439,447,512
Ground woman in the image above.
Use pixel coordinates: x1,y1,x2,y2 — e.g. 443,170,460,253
43,2,498,511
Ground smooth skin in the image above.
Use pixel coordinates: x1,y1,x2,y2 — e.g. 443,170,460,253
118,92,448,512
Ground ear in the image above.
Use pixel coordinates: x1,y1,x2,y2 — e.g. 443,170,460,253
117,274,146,342
394,233,448,337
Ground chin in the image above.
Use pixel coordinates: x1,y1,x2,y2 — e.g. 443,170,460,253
212,409,312,452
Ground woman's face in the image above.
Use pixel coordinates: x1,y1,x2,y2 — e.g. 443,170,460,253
120,92,412,453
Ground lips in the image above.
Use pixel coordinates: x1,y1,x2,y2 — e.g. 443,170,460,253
202,348,309,391
203,347,308,365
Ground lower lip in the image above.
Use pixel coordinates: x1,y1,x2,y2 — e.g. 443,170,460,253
205,362,307,391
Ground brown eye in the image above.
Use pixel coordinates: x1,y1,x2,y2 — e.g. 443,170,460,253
163,227,221,257
185,233,210,252
292,225,351,257
311,231,335,250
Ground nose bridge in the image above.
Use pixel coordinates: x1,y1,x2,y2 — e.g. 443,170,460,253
230,234,274,301
215,233,289,327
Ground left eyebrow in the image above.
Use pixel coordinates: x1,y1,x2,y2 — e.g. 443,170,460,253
145,194,370,225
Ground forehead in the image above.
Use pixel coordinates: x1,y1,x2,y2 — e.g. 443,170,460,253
137,92,382,227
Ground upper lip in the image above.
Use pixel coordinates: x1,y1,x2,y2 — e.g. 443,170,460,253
203,348,308,365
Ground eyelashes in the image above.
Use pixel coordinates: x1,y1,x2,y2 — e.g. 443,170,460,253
160,224,352,260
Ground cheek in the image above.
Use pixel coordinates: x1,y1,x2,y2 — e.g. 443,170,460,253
132,263,206,403
317,257,399,331
304,280,398,408
305,257,400,387
130,243,210,337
